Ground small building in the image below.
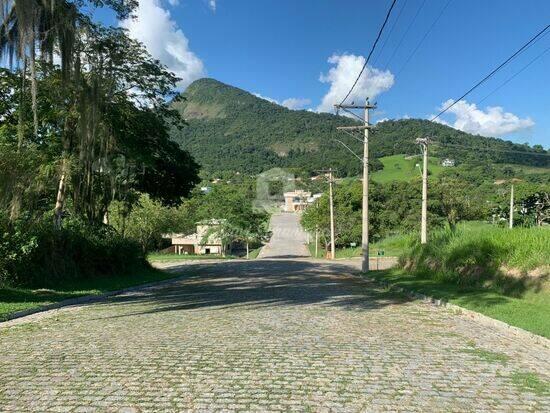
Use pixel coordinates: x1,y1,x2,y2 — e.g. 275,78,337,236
442,158,455,167
166,220,228,255
307,193,323,204
283,190,311,212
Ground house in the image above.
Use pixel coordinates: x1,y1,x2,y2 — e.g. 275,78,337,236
283,190,311,212
307,193,323,204
166,219,228,255
442,158,455,167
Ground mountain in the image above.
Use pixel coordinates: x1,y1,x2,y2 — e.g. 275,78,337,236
170,78,549,177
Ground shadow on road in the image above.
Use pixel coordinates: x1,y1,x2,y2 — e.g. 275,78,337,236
91,259,412,320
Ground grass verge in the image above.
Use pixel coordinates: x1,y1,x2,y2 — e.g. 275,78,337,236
308,232,413,259
0,266,181,322
147,253,236,262
368,269,550,339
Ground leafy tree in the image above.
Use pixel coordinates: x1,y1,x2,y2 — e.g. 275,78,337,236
430,177,485,231
110,194,174,253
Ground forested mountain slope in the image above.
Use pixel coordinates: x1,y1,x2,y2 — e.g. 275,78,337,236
170,78,549,176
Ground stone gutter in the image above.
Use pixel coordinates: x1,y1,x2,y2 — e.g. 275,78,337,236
357,272,550,349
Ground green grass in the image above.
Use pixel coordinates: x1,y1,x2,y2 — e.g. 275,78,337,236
510,372,550,396
247,247,262,259
403,223,549,275
371,154,445,183
367,224,550,337
461,347,509,363
147,253,236,262
308,232,414,259
369,269,550,338
0,266,182,321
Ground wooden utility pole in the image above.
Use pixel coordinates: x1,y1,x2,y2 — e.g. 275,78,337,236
416,137,430,244
328,168,336,260
315,228,319,258
335,100,376,272
509,184,514,229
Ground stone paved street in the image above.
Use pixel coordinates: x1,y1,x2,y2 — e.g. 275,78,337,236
258,213,310,259
1,258,549,412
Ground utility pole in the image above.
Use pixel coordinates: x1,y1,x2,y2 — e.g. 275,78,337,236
416,137,430,244
509,184,514,229
317,168,337,259
335,100,376,272
328,168,336,260
315,228,319,258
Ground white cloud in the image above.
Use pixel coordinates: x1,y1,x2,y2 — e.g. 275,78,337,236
375,117,389,124
433,99,534,137
121,0,205,90
253,93,278,104
167,0,179,5
317,53,394,112
281,97,312,110
254,93,311,110
208,0,216,12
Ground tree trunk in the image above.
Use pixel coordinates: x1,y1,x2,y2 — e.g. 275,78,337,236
9,191,21,221
17,57,27,150
30,32,39,137
246,242,249,259
54,156,69,228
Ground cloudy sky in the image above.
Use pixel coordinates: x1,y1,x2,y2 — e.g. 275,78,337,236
108,0,549,146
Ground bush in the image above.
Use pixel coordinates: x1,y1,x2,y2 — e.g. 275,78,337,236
0,215,146,288
400,224,550,293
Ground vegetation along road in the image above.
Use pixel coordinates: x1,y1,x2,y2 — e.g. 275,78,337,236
1,216,549,412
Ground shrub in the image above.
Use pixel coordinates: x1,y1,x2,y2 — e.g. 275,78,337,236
0,215,146,288
399,224,550,294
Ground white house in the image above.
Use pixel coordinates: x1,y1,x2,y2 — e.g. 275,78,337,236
283,190,311,212
442,158,455,167
165,219,228,255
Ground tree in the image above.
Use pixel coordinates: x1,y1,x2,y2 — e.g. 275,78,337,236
109,194,173,253
0,6,200,227
431,177,485,231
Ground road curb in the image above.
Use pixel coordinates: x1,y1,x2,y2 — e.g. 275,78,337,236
0,273,190,325
354,272,550,349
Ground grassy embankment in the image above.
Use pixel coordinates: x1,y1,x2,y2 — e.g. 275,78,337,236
370,154,550,184
0,266,184,321
371,154,445,183
308,232,414,259
369,224,550,338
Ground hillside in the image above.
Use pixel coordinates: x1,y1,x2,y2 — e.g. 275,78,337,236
170,78,549,177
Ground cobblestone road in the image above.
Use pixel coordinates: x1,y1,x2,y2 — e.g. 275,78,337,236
1,259,549,412
258,213,310,259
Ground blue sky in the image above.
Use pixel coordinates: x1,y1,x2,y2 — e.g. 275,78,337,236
114,0,549,146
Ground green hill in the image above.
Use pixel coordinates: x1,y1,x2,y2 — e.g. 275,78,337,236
170,78,549,177
371,155,446,183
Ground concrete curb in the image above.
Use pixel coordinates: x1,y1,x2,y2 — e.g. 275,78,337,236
355,273,550,349
0,272,190,325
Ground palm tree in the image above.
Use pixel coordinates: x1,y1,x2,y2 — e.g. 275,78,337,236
0,0,78,141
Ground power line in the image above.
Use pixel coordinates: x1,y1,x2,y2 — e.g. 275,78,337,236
383,0,427,71
431,141,550,157
478,43,550,105
430,24,550,122
395,0,453,76
339,0,399,106
372,0,409,67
